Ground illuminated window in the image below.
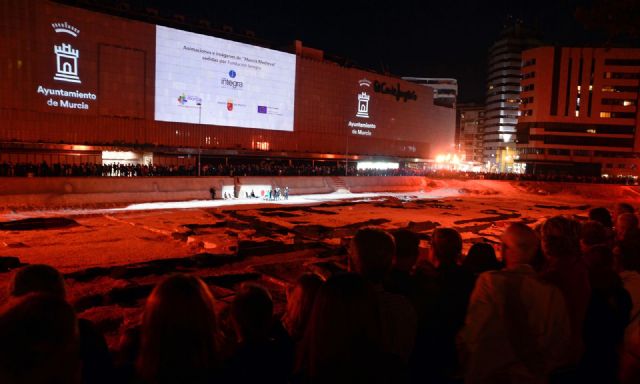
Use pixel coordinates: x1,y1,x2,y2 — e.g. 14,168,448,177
586,129,596,134
253,141,269,151
623,100,634,106
600,112,611,118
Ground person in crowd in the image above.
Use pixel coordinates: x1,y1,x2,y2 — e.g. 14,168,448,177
10,264,113,384
589,207,614,230
616,212,640,242
579,220,611,253
282,273,325,343
423,227,476,381
458,223,570,384
539,215,591,366
386,229,420,297
296,272,402,383
462,242,502,277
209,187,216,200
0,293,81,384
349,227,417,364
581,245,632,382
617,236,640,383
614,203,636,223
225,283,290,384
137,274,221,384
272,273,325,379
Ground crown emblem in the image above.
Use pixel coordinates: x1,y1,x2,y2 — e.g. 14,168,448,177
52,22,80,37
54,44,78,57
358,92,370,101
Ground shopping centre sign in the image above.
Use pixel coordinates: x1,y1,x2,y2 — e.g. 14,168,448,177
373,80,418,102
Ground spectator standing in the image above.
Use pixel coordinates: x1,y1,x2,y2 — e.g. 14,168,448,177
297,273,402,383
463,242,502,278
581,245,631,382
225,284,291,384
419,228,475,382
349,228,417,364
136,274,221,384
539,215,591,365
618,237,640,383
386,229,420,297
458,223,570,384
0,294,82,384
10,264,113,384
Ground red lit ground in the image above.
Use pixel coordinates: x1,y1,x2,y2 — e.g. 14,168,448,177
0,179,638,347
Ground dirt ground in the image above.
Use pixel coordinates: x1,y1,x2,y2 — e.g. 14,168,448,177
0,181,637,348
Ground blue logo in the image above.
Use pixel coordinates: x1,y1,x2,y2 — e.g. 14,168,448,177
229,70,236,78
257,105,267,114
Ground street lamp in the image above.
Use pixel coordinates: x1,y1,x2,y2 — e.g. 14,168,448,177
345,131,349,176
197,100,202,176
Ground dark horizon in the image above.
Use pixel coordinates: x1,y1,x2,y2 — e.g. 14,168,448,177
56,0,640,104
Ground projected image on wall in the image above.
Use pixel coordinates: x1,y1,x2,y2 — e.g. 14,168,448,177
155,26,296,131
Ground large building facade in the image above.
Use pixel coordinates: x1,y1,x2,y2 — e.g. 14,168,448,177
516,47,640,177
456,103,485,163
401,78,458,108
484,24,541,172
0,0,454,167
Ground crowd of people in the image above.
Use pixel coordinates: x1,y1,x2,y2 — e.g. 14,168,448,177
1,160,638,184
0,161,350,178
1,203,640,383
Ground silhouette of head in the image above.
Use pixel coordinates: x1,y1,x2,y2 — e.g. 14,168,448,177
501,223,540,267
350,227,395,283
616,213,639,241
283,273,324,341
231,283,274,343
588,207,613,229
11,264,66,298
392,229,420,272
580,220,610,251
541,216,580,261
463,242,501,273
0,293,80,384
138,274,219,384
431,228,463,266
303,273,380,380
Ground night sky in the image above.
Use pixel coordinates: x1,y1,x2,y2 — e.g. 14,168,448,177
78,0,636,102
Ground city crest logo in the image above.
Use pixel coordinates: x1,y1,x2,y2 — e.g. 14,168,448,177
52,21,81,84
356,78,371,118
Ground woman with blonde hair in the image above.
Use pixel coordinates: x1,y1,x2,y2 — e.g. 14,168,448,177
137,274,221,384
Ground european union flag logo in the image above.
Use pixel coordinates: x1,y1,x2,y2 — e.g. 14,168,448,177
257,106,267,114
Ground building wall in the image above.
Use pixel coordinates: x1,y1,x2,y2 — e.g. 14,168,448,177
516,46,640,176
484,24,541,172
401,77,458,108
0,0,454,162
457,104,485,163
